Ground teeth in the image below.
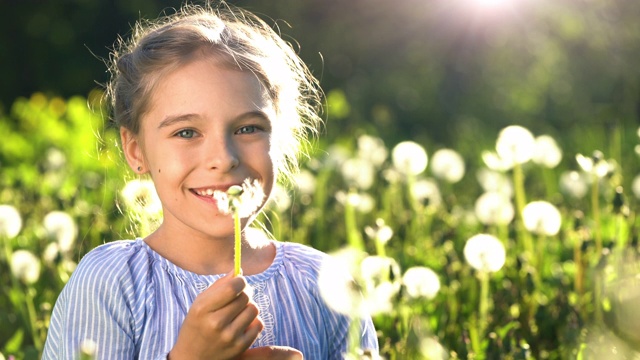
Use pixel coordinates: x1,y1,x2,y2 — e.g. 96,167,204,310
195,188,217,197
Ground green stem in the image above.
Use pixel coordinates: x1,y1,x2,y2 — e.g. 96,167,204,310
345,190,365,251
26,287,43,352
234,209,242,276
478,271,490,337
591,175,602,257
513,163,534,261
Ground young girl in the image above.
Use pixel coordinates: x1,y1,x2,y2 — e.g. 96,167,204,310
42,2,378,359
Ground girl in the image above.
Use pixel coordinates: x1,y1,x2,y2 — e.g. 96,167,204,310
42,2,378,359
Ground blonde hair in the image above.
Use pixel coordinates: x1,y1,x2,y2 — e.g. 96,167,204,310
106,2,322,182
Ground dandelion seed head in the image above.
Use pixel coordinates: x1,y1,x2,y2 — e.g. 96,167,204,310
402,266,441,300
44,147,67,171
360,255,401,315
213,179,265,218
410,178,442,207
476,168,513,196
495,125,535,166
482,150,512,171
43,242,60,265
532,135,562,168
43,211,77,253
364,219,393,245
631,175,640,200
0,205,22,239
357,134,388,168
318,248,367,316
431,148,465,183
10,249,42,285
559,170,589,199
80,339,97,356
420,337,449,360
294,169,316,195
121,179,162,215
464,234,506,273
391,141,428,176
576,151,610,178
522,201,562,236
474,191,515,226
341,158,375,190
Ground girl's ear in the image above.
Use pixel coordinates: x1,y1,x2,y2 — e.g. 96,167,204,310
120,127,146,173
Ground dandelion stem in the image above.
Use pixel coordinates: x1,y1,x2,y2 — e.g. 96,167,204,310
591,175,602,257
513,163,534,261
478,271,490,336
234,208,242,276
26,287,43,352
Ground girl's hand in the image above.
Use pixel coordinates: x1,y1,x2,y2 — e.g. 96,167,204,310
168,272,263,360
240,346,304,359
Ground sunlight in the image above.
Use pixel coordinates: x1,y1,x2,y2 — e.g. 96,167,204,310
471,0,512,8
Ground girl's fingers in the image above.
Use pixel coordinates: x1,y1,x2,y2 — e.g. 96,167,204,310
192,272,247,313
240,346,304,360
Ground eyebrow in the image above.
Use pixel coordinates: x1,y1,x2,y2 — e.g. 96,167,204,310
157,111,271,129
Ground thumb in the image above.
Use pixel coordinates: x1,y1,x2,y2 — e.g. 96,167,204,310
240,346,303,360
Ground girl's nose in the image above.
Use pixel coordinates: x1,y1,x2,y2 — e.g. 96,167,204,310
205,135,239,171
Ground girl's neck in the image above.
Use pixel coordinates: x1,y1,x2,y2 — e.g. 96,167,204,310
143,224,275,276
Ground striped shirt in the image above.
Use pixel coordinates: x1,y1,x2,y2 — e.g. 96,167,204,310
42,239,378,359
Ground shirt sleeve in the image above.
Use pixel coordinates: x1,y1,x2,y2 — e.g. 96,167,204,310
42,248,138,360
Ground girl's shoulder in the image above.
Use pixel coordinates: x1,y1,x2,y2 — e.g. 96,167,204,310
276,241,330,279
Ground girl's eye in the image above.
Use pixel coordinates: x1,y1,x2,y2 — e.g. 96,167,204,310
175,129,195,138
236,125,259,135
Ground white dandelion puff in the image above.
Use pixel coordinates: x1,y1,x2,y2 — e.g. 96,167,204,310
463,234,506,273
267,183,291,213
410,178,442,207
43,242,60,265
121,179,162,215
391,141,428,176
495,125,536,166
318,248,367,316
559,170,589,199
364,219,393,246
522,201,562,236
357,134,388,168
213,179,265,218
0,204,22,239
481,150,513,171
632,174,640,200
402,266,441,300
294,169,317,196
532,135,562,169
43,211,77,253
474,191,515,226
576,151,611,178
341,158,375,190
80,339,97,357
430,148,466,183
476,168,513,197
10,249,42,284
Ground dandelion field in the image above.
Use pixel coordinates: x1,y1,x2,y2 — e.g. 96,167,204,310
2,93,640,359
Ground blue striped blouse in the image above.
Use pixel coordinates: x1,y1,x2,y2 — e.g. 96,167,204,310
42,239,378,359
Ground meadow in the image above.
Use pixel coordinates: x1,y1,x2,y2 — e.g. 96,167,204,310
1,92,639,359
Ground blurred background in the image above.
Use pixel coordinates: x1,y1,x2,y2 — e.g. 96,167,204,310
3,0,639,149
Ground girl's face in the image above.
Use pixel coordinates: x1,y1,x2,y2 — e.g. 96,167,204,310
121,58,275,241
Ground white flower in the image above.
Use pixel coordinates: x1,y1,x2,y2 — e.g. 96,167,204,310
391,141,428,176
463,234,506,273
341,158,375,190
402,266,441,300
419,337,449,360
364,219,393,246
0,205,22,239
482,150,512,171
532,135,562,168
121,179,162,215
44,147,67,171
43,242,60,265
430,148,465,183
476,168,513,197
43,211,77,253
474,191,515,226
632,174,640,200
410,178,442,207
559,171,589,199
267,184,291,213
360,255,401,315
213,179,265,218
294,169,316,195
10,250,41,284
522,201,562,236
335,191,376,213
357,135,388,168
318,248,367,316
80,339,97,356
576,151,610,178
495,125,536,166
322,144,350,169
